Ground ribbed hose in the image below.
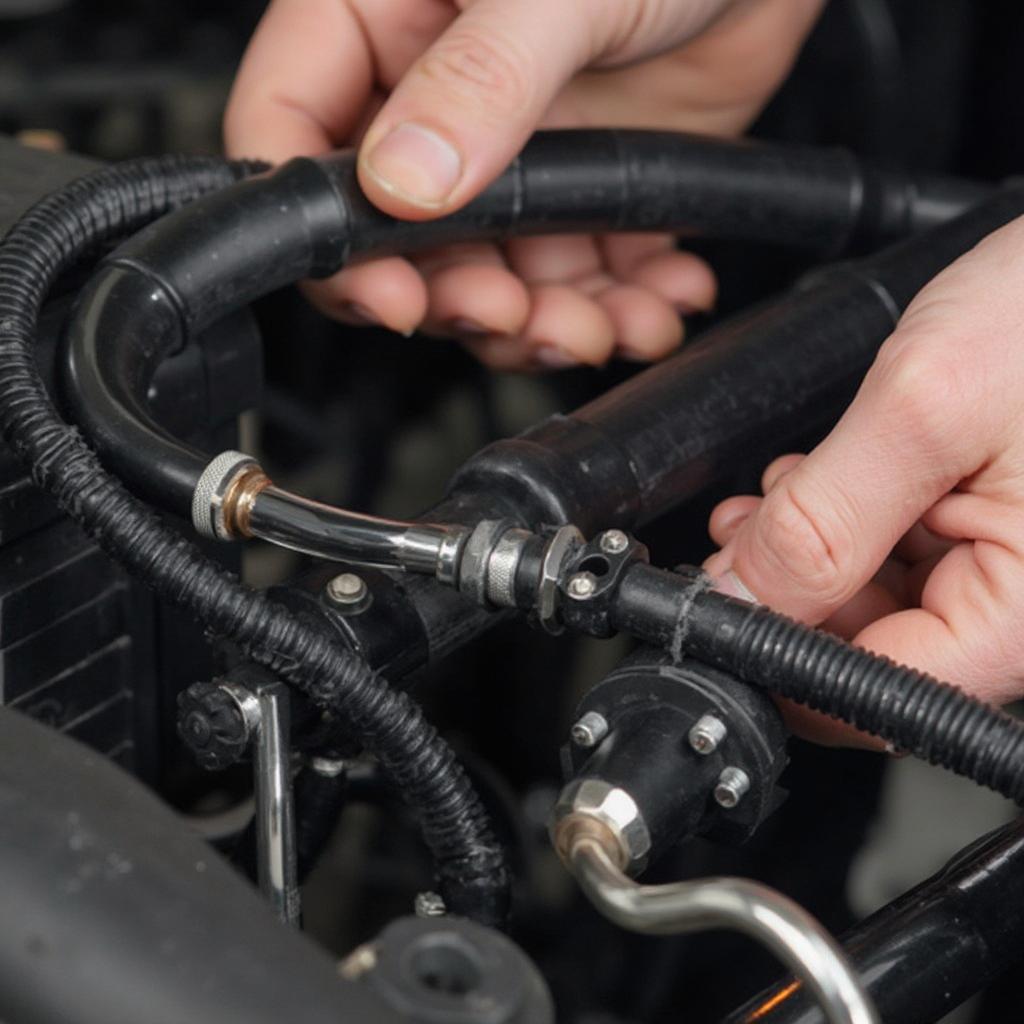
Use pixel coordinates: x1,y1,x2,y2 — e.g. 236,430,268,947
0,157,508,924
684,588,1024,802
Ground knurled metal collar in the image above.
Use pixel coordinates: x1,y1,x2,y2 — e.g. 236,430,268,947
191,450,261,541
485,528,533,608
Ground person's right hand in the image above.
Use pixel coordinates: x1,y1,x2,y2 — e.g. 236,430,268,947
225,0,824,370
704,213,1024,747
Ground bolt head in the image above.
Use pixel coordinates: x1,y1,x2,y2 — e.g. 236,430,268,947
571,711,609,749
599,529,629,555
688,714,727,756
326,572,368,607
567,572,598,600
714,766,751,809
414,891,447,918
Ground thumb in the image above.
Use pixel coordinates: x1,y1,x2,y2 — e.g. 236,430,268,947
356,0,648,219
705,338,978,623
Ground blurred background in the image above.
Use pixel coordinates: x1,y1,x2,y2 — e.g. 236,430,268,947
3,1,1023,1020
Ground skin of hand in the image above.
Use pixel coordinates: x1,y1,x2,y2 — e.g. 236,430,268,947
704,215,1024,745
225,0,824,370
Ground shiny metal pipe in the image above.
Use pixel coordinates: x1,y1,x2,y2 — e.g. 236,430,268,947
568,832,877,1024
253,683,300,927
191,452,468,582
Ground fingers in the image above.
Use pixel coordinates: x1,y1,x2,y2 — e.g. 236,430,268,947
709,495,761,548
301,258,427,336
416,243,531,338
705,330,985,624
353,0,715,219
354,0,594,216
224,0,377,161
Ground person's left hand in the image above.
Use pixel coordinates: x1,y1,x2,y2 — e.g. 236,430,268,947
225,0,824,369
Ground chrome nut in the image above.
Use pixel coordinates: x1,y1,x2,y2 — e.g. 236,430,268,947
551,778,651,874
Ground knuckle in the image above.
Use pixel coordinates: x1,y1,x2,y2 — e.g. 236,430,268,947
870,334,964,450
418,29,535,116
753,481,856,603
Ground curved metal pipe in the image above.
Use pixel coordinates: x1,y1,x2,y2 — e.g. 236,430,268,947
189,449,467,579
567,831,878,1024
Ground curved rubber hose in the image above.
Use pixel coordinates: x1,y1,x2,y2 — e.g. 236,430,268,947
63,130,993,515
0,157,508,924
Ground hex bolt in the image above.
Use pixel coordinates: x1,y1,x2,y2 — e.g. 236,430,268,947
599,529,630,555
567,571,598,600
325,572,368,607
688,714,728,756
414,891,447,918
571,711,610,749
714,766,751,809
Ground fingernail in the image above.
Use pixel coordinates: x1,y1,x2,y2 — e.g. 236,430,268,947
364,123,462,208
447,317,491,338
713,569,760,604
534,347,580,369
339,302,381,327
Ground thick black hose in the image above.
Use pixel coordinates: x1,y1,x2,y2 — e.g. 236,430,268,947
0,157,508,924
610,566,1024,803
62,129,993,514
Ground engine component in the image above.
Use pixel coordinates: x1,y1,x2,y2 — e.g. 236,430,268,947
8,120,1024,1024
0,138,261,777
0,705,466,1024
554,650,789,871
0,153,509,926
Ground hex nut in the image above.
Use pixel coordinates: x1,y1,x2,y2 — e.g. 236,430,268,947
552,778,651,872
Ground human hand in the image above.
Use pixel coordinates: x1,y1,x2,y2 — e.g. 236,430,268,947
225,0,823,369
705,215,1024,743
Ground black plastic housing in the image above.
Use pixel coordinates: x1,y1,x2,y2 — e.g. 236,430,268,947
564,650,788,860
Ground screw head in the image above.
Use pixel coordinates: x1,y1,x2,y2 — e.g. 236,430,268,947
599,529,629,555
688,714,728,755
326,572,368,607
414,891,447,918
571,710,609,749
714,766,751,809
567,572,598,600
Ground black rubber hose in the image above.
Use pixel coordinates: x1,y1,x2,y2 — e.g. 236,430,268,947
62,129,992,514
0,157,508,925
609,566,1024,803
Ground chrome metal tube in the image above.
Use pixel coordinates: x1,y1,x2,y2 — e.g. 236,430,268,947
569,835,877,1024
253,683,300,927
247,484,467,580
